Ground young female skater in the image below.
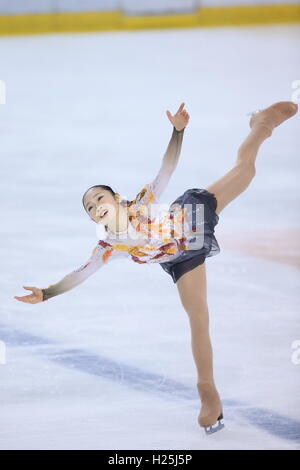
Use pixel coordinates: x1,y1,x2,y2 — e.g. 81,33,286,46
14,100,298,435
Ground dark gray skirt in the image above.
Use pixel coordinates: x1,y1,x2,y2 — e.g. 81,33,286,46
159,188,220,283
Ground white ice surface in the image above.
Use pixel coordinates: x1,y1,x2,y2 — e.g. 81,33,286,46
0,24,300,450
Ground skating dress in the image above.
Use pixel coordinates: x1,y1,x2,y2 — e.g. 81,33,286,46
42,127,220,300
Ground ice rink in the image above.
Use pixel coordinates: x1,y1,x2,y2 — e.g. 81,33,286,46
0,23,300,450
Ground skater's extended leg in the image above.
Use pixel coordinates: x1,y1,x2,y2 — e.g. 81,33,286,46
205,101,298,215
205,127,264,215
176,261,222,428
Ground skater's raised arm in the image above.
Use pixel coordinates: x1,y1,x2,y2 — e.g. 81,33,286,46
14,243,112,304
163,102,189,166
161,126,185,170
151,103,189,200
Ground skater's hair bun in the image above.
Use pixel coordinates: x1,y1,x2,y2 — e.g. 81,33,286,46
82,184,131,231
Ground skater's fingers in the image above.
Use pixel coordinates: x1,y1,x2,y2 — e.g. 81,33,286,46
23,286,34,291
19,294,40,304
176,102,185,113
166,110,174,121
14,295,32,303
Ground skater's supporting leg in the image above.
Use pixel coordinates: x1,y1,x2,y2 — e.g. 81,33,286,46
205,101,298,215
176,262,222,427
176,262,213,384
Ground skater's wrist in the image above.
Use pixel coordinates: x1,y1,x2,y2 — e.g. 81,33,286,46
174,126,185,132
41,289,48,301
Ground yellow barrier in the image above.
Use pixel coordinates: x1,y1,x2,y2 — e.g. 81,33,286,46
0,4,299,36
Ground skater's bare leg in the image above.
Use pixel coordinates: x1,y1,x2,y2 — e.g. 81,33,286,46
176,262,222,427
205,101,298,215
176,262,213,384
205,127,265,214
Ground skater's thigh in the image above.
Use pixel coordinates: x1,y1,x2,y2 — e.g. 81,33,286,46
176,262,208,313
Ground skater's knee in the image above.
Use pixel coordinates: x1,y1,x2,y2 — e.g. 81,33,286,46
235,158,256,177
179,291,208,315
184,302,210,324
189,311,210,333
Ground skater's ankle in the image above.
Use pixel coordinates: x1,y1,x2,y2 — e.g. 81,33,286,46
197,380,216,389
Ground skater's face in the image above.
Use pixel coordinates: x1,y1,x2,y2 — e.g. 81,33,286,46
83,187,123,225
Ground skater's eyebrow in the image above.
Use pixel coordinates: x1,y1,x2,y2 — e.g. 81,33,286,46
85,192,104,207
92,192,104,199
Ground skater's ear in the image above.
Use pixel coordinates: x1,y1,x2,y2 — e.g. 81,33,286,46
115,193,126,205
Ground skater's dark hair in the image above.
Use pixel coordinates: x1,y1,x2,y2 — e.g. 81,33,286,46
82,185,131,231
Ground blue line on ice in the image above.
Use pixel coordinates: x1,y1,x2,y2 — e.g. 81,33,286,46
1,323,299,443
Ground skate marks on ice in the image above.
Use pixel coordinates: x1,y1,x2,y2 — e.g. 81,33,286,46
0,322,299,444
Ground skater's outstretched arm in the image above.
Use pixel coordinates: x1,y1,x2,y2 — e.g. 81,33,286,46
145,103,190,202
14,243,113,304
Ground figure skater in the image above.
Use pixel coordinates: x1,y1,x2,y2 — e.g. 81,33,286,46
14,100,298,435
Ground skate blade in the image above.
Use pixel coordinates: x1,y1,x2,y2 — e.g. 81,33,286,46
204,415,225,435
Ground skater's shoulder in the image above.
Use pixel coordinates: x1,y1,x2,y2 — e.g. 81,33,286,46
130,182,158,208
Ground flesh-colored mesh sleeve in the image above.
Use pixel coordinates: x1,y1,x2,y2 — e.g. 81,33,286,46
152,126,185,199
41,242,114,301
132,126,185,207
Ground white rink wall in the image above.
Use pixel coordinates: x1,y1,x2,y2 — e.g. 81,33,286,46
201,0,299,5
0,0,298,15
0,1,115,15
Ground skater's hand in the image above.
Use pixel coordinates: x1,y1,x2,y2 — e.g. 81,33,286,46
14,286,45,304
166,102,190,131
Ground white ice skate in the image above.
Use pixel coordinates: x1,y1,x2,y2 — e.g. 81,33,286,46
203,412,225,435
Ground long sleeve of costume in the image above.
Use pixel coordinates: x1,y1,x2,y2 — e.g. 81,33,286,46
151,126,185,200
41,242,113,301
131,126,185,209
